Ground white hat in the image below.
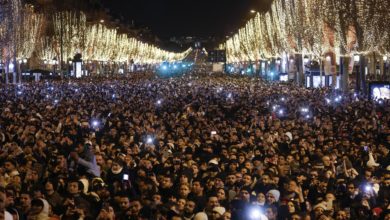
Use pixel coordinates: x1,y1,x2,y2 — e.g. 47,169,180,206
285,132,293,141
212,206,226,215
194,212,208,220
209,159,219,165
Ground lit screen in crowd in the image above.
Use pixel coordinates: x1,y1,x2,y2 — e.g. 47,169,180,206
370,82,390,100
280,75,288,82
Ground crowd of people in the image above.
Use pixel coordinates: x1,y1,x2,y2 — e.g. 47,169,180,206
0,72,389,220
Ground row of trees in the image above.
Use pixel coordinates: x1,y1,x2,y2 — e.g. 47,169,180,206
220,0,390,90
0,1,192,83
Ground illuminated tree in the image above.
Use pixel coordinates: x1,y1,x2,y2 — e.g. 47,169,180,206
53,11,87,75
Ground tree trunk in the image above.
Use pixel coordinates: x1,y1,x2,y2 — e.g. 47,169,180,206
5,59,9,84
319,58,323,87
360,55,366,94
295,53,304,86
12,58,17,84
340,56,350,92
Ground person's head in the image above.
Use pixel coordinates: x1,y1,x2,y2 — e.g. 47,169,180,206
111,159,124,174
335,210,348,220
226,173,237,185
222,211,231,220
212,206,226,220
206,196,219,210
95,153,105,166
266,190,280,204
29,199,44,217
152,193,162,205
240,187,251,202
287,200,298,213
184,200,196,216
19,192,32,208
291,213,302,220
44,179,57,194
4,160,16,172
129,199,142,216
242,174,252,186
313,203,325,218
216,188,226,201
119,195,130,211
74,143,85,154
265,205,278,220
176,198,186,212
192,180,204,195
347,182,356,195
256,192,266,204
67,180,82,196
261,174,271,185
161,175,173,189
179,183,191,198
322,156,331,167
288,179,298,193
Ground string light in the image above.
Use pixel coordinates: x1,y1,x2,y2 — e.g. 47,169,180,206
222,0,390,63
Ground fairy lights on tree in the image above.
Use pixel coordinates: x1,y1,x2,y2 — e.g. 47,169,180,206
223,0,389,64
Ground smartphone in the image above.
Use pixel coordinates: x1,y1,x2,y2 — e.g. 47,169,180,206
363,146,369,151
123,174,129,181
211,131,217,135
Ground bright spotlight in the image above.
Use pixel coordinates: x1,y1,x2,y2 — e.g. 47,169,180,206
91,120,100,128
248,207,267,220
146,136,154,144
301,107,309,113
365,185,372,192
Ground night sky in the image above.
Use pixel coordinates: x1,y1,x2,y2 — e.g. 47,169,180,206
103,0,273,39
